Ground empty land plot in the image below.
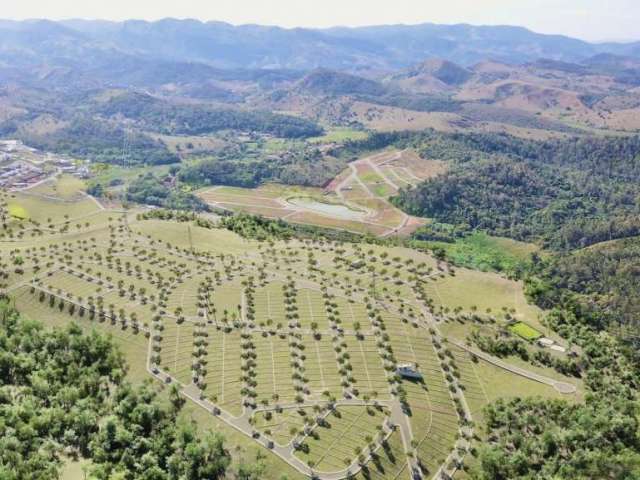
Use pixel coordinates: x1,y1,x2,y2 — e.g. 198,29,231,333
210,281,244,324
252,407,311,446
343,335,391,399
379,165,413,188
217,203,293,219
297,288,330,330
285,211,390,236
296,406,389,472
355,164,397,198
189,229,257,256
135,220,257,256
199,191,285,209
424,268,542,323
41,270,105,298
370,207,405,228
394,151,446,180
8,193,100,223
356,430,409,480
209,185,285,199
158,320,195,385
384,166,418,186
28,175,86,200
166,276,202,317
301,334,343,398
449,345,573,409
341,181,371,201
252,282,287,326
253,334,297,404
335,298,369,331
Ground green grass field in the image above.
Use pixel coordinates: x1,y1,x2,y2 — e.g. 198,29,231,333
509,321,543,340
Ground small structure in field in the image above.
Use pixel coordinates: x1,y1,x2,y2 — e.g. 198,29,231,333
397,363,422,380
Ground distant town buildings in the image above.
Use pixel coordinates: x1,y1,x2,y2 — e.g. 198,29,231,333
0,139,91,189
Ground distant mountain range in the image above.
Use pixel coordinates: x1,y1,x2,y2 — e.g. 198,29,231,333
3,18,640,148
1,18,640,74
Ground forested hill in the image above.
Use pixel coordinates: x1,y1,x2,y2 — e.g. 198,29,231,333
95,91,323,138
3,19,640,70
527,237,640,332
387,131,640,250
0,302,232,479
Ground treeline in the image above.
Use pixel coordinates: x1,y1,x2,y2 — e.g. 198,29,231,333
380,130,640,250
138,209,223,228
97,91,324,138
219,213,379,244
469,330,582,378
0,302,231,479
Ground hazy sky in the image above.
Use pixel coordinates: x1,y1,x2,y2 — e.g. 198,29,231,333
4,0,640,42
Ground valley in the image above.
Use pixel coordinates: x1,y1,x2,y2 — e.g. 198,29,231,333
0,14,639,480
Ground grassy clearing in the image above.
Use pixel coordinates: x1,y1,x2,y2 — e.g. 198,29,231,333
309,127,369,144
416,232,538,273
424,267,543,324
509,321,543,341
29,175,86,199
7,193,100,224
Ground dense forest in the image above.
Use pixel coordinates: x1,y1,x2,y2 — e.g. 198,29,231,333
525,237,640,333
97,92,324,139
0,302,231,480
126,173,209,211
19,116,179,166
382,131,640,250
177,147,343,188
